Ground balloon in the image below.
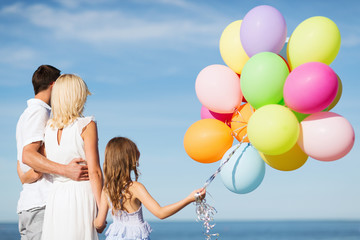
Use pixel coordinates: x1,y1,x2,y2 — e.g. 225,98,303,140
184,119,234,163
200,105,232,125
240,5,287,57
240,52,289,109
220,143,265,194
292,110,310,123
278,54,290,72
242,95,248,103
287,16,341,70
279,37,289,61
277,98,285,106
260,143,308,171
230,103,254,142
195,64,242,113
298,112,355,161
219,20,250,74
326,75,343,111
284,62,338,114
247,104,299,155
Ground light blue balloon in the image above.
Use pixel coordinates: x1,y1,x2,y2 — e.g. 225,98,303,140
220,143,265,194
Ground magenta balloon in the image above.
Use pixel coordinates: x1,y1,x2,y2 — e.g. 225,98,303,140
240,5,287,57
200,106,233,124
195,64,242,113
298,112,355,161
283,62,338,114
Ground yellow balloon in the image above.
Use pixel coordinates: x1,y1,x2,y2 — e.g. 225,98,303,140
260,143,308,171
287,16,341,70
327,75,343,111
247,104,299,155
219,20,249,74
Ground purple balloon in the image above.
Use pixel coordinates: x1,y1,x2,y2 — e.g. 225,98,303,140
240,5,287,57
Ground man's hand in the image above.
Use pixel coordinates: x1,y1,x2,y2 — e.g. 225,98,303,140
17,161,43,184
64,158,89,181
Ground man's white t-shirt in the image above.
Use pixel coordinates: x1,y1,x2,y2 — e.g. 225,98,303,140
16,98,53,213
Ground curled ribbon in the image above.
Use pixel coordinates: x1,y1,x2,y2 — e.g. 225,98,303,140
195,193,218,240
195,135,248,239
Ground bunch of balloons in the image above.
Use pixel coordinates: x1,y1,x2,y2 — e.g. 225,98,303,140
184,5,355,194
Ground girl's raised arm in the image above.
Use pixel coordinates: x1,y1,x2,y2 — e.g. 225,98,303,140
132,181,205,220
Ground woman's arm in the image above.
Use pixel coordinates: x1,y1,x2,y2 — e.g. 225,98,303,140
17,161,43,184
132,181,206,220
94,190,109,233
82,121,103,208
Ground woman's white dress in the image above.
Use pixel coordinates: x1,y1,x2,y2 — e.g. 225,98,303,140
41,116,98,240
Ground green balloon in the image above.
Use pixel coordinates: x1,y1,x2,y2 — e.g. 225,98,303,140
277,98,285,106
240,52,289,109
292,110,310,122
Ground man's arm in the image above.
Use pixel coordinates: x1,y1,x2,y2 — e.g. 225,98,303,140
17,161,42,184
22,141,89,181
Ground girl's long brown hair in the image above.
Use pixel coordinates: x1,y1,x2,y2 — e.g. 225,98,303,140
103,137,140,214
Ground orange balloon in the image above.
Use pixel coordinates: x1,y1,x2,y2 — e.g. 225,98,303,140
184,119,234,163
230,103,255,142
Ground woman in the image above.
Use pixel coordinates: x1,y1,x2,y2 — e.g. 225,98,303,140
41,74,103,240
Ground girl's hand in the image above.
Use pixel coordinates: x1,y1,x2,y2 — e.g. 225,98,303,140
188,188,206,203
94,220,107,233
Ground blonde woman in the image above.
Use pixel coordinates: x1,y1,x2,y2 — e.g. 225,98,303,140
41,74,103,240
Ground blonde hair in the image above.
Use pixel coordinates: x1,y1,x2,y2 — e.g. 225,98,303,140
50,74,91,129
104,137,140,214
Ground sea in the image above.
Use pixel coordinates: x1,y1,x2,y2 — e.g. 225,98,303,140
1,220,360,240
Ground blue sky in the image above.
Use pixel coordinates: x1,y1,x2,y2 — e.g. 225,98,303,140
0,0,359,223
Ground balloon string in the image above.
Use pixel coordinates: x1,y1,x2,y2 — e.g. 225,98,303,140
249,104,255,113
231,120,247,123
195,135,248,240
231,124,247,137
203,140,246,189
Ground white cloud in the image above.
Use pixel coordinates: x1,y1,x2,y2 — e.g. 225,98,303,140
132,0,195,9
0,2,227,48
342,34,360,47
0,47,38,66
0,2,23,14
54,0,115,8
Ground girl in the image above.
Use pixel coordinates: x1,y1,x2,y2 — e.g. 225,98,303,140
94,137,206,239
41,74,103,240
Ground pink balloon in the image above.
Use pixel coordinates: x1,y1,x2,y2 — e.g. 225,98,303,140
200,106,233,126
298,112,355,161
284,62,338,114
195,64,242,113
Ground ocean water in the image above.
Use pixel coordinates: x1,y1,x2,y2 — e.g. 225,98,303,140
1,220,360,240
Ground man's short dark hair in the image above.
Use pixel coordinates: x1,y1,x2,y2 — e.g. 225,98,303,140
32,65,61,95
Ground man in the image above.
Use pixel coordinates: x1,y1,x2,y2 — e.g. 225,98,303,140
16,65,89,240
